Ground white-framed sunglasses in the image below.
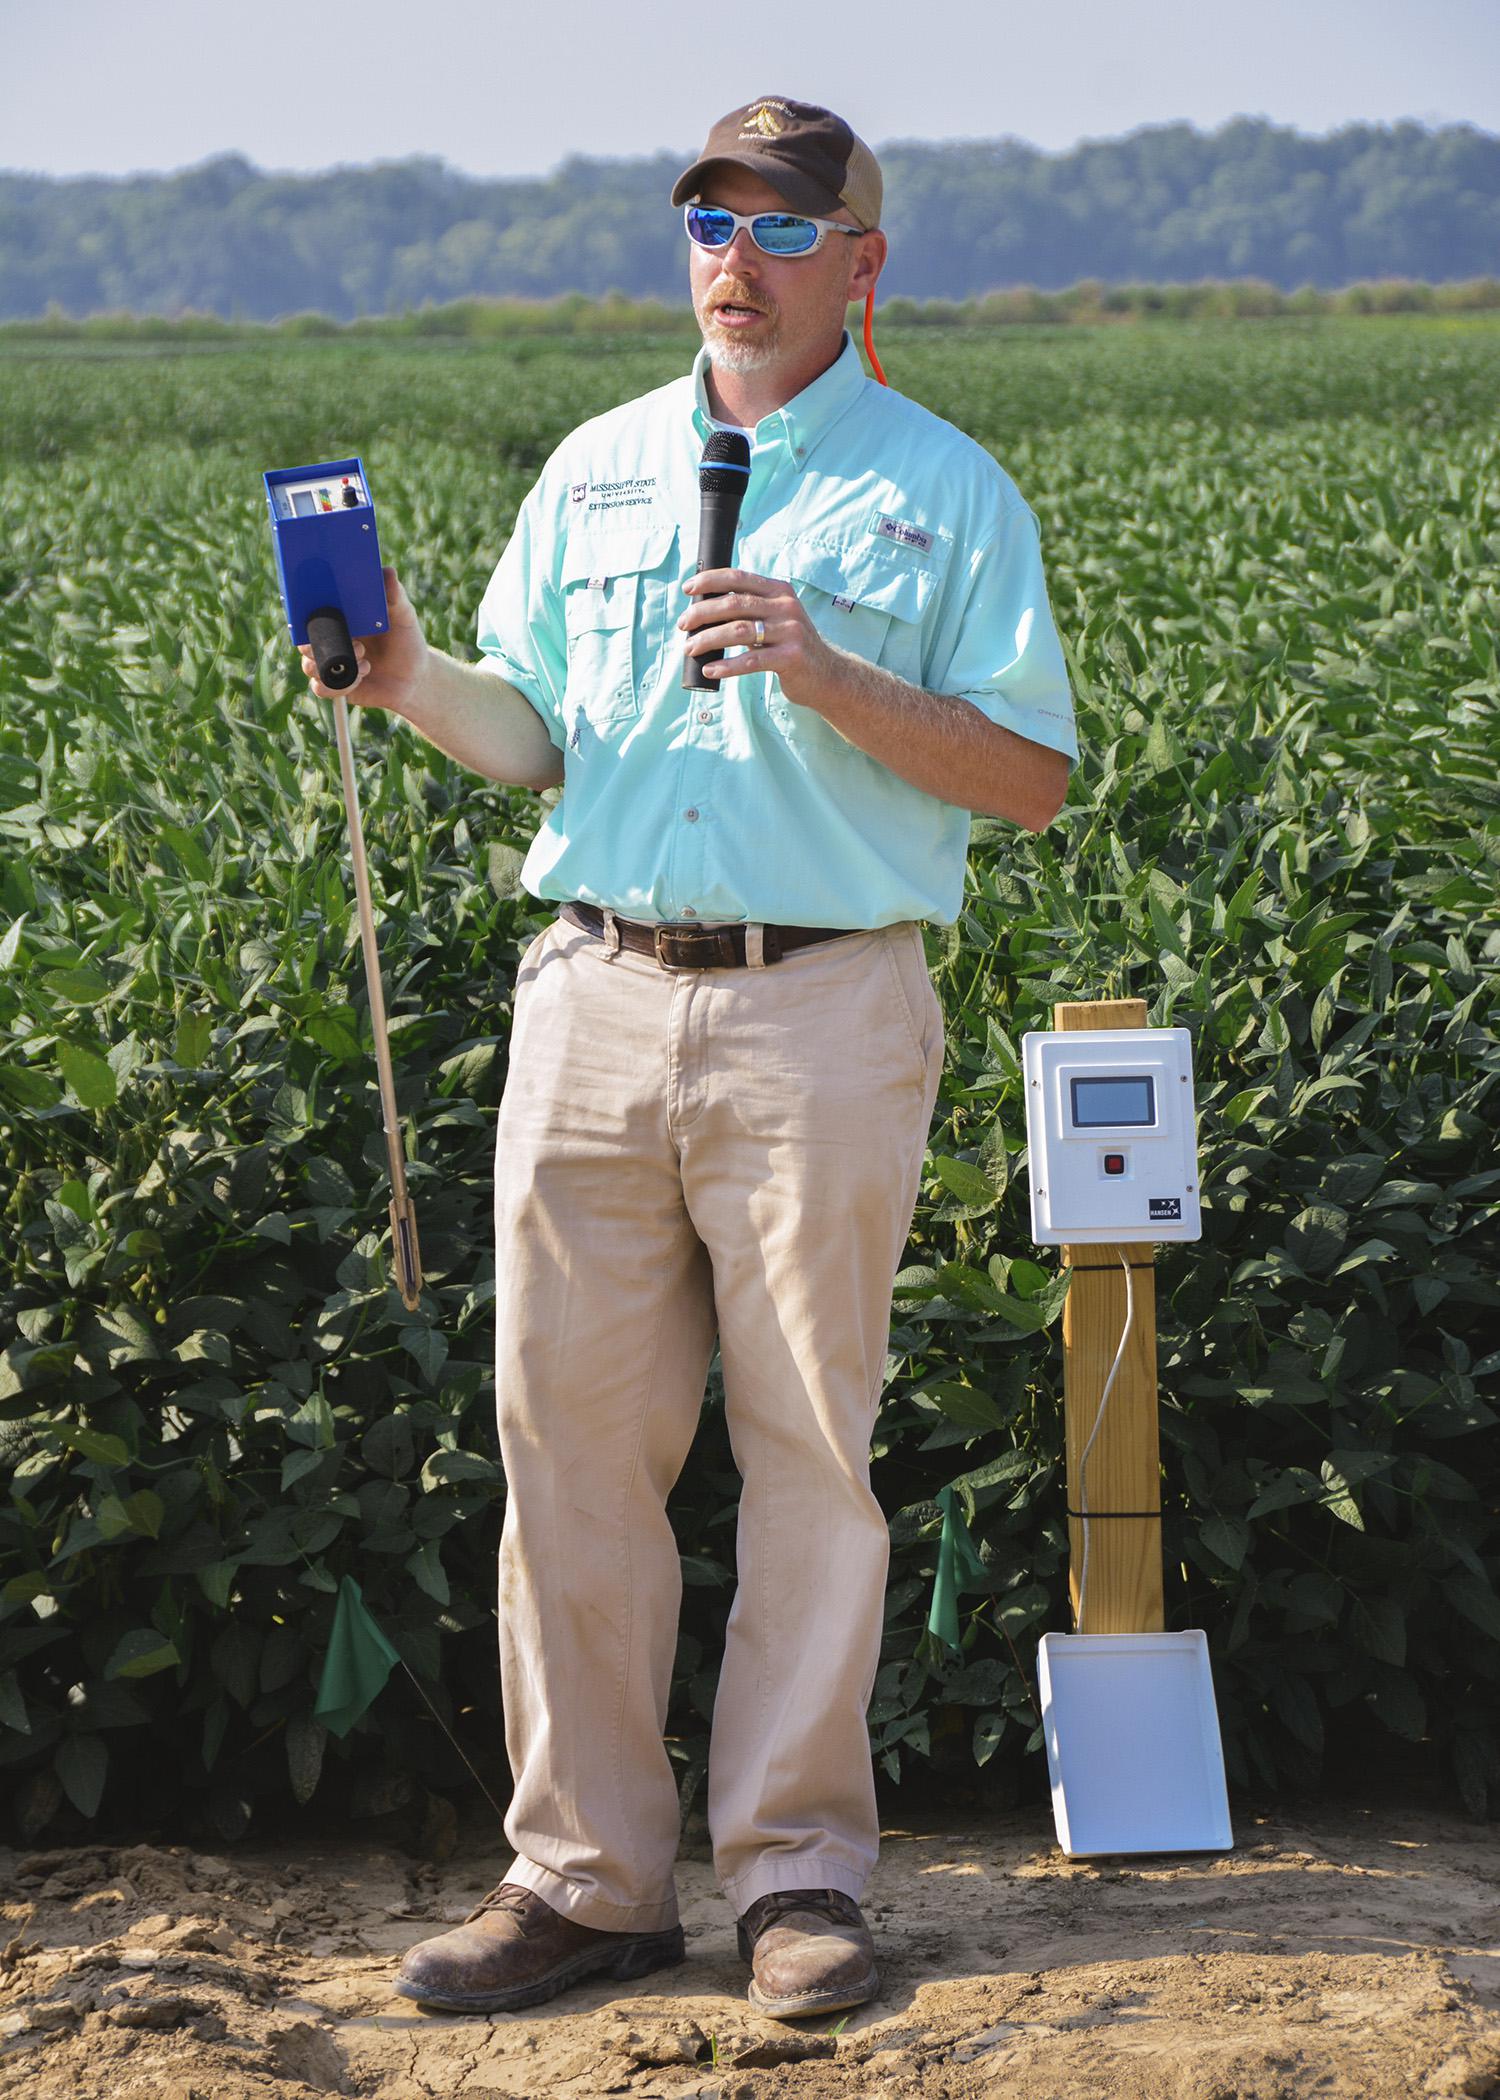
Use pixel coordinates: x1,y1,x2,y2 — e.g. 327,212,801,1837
683,203,866,259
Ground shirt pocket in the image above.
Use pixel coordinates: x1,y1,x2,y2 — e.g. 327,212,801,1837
560,520,678,729
769,532,948,756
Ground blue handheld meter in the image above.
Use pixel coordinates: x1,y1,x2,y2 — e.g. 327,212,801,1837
263,456,388,689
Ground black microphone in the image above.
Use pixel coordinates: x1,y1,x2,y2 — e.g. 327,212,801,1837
683,430,752,691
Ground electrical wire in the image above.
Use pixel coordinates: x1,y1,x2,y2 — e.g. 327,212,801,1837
1074,1247,1136,1634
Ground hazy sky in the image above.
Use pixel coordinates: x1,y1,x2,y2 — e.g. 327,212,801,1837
3,0,1496,178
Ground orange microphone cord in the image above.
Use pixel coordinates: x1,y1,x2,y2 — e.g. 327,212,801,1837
863,290,888,386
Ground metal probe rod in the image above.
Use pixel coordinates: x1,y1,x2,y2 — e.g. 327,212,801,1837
329,689,423,1311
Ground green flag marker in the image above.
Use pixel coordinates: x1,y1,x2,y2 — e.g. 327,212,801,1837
313,1573,402,1738
926,1485,989,1653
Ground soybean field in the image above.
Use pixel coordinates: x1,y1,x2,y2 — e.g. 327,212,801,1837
1,319,1498,1846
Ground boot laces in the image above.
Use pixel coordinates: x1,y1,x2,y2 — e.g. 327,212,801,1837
463,1881,542,1930
749,1886,858,1934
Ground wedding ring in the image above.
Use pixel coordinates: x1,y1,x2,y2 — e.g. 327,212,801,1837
752,618,766,649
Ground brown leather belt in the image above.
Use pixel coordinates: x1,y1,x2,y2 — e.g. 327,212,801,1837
560,900,861,971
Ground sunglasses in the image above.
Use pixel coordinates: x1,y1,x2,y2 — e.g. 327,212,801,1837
683,203,865,258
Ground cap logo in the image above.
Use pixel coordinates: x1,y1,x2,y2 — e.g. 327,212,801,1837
740,100,789,139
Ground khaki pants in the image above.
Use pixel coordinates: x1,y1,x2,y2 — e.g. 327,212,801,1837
491,910,945,1933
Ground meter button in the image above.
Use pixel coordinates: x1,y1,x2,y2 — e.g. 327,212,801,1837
1103,1153,1126,1176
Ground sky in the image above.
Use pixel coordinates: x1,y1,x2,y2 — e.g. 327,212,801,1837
3,0,1497,179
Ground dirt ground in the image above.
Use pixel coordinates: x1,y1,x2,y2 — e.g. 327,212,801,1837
3,1787,1498,2100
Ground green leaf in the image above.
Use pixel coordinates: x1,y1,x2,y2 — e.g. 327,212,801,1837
1272,1673,1323,1752
57,1040,118,1109
48,1423,130,1468
406,1538,450,1604
420,1449,501,1490
932,1155,999,1211
120,1489,164,1538
402,1326,449,1384
1285,1205,1349,1274
281,1447,328,1490
306,1009,364,1063
286,1390,335,1450
1331,1238,1397,1277
920,1381,1008,1431
1445,1580,1500,1640
987,1294,1049,1334
105,1628,181,1679
54,1734,108,1819
1366,1668,1426,1742
1200,1514,1250,1570
0,1061,64,1110
195,1560,238,1610
161,823,212,882
1245,1467,1322,1520
1319,1460,1365,1530
1350,1594,1406,1667
44,966,114,1005
362,1413,417,1479
0,1670,31,1734
943,1659,1006,1704
993,1583,1051,1636
174,1011,213,1067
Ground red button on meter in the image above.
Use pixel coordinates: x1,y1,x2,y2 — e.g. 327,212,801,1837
1103,1153,1125,1175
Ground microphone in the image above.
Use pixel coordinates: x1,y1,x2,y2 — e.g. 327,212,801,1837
683,430,752,691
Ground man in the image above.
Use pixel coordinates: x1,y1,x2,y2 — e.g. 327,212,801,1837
305,96,1077,2023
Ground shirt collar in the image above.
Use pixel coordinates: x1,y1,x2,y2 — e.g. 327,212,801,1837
689,331,868,469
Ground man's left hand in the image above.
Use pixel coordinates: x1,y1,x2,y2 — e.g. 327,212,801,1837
678,567,842,713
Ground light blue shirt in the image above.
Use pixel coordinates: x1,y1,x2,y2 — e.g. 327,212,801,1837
475,333,1078,928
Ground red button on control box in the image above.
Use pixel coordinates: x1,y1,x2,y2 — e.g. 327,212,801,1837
1103,1153,1125,1175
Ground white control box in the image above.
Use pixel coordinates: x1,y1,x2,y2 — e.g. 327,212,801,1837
1021,1027,1201,1244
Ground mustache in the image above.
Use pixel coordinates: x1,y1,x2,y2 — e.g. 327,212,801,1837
706,283,776,318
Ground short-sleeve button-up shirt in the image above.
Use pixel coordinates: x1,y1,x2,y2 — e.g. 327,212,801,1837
475,333,1077,928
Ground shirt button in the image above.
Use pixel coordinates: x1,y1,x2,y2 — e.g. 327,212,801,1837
684,808,699,822
698,709,713,723
682,905,697,917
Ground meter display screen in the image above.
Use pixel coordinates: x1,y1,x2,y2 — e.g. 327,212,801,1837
1070,1075,1155,1128
273,472,368,521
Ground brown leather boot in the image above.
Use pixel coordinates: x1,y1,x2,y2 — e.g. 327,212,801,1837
393,1880,686,2015
736,1887,880,2021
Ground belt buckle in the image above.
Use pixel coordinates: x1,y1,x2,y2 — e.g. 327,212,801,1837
653,922,715,972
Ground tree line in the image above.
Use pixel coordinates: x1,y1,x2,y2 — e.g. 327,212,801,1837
3,117,1496,322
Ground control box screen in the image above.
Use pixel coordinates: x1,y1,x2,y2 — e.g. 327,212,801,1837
1069,1074,1155,1128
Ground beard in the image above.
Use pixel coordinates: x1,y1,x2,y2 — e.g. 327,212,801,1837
693,279,784,371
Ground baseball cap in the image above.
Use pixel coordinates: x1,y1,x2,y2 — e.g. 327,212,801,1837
671,96,882,231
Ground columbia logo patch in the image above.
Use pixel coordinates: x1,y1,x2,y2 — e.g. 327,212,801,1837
831,594,856,611
874,513,933,553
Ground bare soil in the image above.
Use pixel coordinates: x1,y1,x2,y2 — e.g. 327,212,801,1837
3,1792,1498,2100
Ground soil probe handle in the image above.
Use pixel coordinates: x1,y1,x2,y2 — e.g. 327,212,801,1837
308,606,358,692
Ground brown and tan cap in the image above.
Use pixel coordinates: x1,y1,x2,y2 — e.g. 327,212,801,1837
671,95,882,231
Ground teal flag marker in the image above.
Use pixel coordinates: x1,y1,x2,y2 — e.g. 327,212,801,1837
313,1573,402,1738
926,1485,990,1653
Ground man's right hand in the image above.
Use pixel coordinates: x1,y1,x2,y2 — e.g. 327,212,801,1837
298,565,430,716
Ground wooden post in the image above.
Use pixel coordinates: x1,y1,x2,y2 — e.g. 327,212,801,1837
1052,998,1163,1635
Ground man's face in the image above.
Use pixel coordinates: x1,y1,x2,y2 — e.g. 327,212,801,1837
687,165,872,380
